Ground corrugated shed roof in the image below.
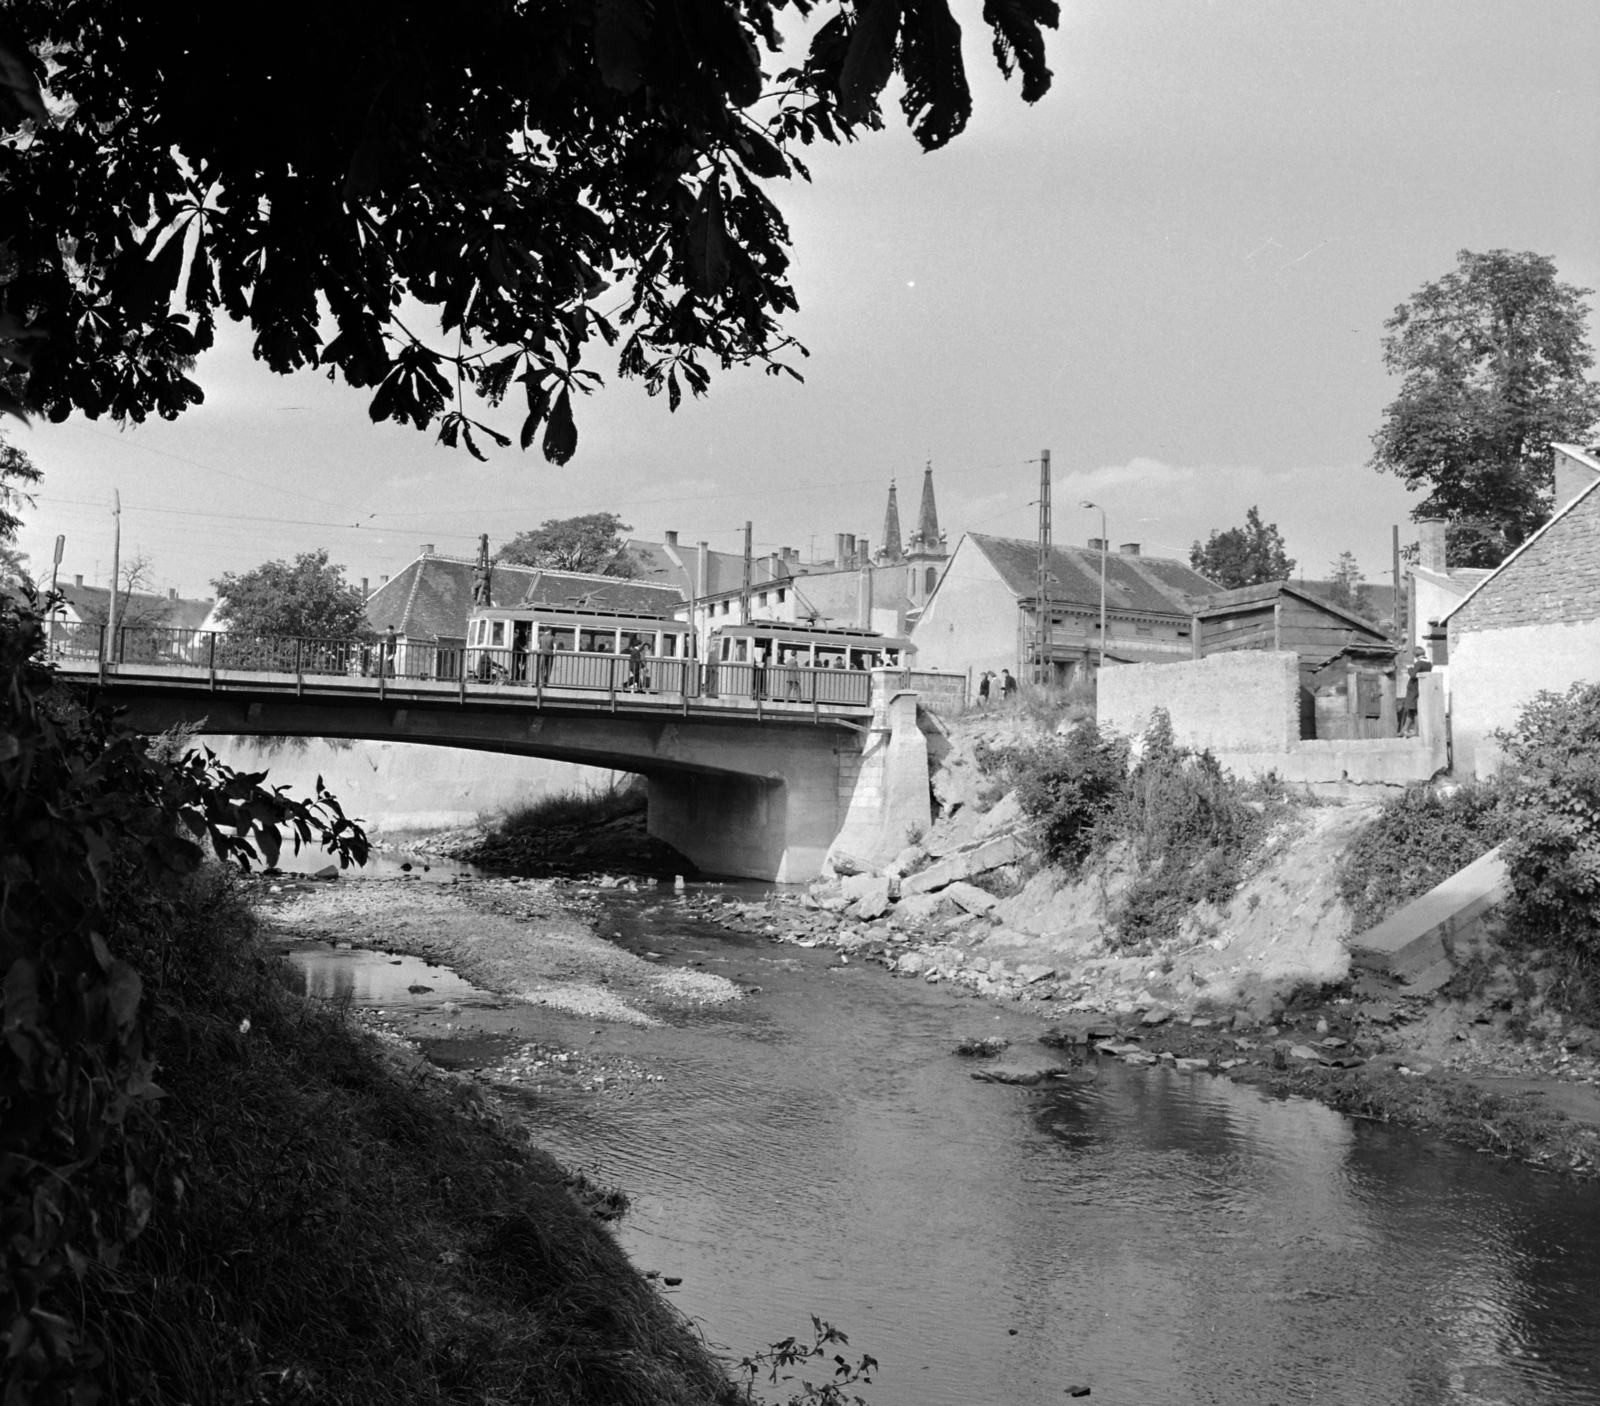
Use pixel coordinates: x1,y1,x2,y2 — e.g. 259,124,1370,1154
366,556,683,638
966,534,1217,616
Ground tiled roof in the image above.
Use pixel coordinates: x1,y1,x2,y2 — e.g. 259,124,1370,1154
967,533,1217,617
366,556,684,639
55,582,216,631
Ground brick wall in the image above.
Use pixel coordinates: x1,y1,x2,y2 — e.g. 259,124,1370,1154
1098,650,1300,752
1452,485,1600,636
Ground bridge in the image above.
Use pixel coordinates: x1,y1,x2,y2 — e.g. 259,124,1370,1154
52,624,960,881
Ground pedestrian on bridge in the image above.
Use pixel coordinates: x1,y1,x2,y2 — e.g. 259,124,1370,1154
383,626,398,678
625,635,647,692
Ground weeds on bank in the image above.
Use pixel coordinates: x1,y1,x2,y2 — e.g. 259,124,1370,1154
500,778,647,835
979,708,1291,947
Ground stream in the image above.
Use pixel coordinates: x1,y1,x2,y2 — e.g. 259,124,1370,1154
282,861,1600,1406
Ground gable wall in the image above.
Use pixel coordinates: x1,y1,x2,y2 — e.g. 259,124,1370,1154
1453,486,1600,635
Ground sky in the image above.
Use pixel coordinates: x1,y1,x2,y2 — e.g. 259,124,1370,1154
11,0,1600,599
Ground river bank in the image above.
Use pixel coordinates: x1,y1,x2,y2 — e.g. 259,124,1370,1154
251,863,1600,1405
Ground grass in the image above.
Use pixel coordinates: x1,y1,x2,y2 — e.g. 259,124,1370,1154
500,780,648,836
98,865,733,1406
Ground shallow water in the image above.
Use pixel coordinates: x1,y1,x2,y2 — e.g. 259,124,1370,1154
288,866,1600,1405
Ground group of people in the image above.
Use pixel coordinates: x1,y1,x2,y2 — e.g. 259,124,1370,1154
974,669,1017,709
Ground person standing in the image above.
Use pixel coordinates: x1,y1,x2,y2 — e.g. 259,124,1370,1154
1000,668,1017,702
1399,646,1432,736
977,671,991,709
625,634,647,692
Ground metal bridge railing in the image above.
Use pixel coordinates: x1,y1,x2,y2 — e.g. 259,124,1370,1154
48,626,883,711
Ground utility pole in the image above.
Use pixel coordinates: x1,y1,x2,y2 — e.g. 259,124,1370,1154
1391,524,1403,646
106,490,122,664
1035,449,1051,687
741,521,753,625
47,534,64,653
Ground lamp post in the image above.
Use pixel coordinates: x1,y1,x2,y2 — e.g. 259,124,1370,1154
1081,500,1107,669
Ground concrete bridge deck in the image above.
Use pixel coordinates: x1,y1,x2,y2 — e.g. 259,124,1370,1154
51,629,953,881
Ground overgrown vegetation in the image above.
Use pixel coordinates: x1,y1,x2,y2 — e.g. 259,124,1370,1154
1335,782,1509,932
2,599,737,1403
499,779,648,836
982,709,1286,947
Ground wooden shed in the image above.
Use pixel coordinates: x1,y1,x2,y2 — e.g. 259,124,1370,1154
1193,582,1396,738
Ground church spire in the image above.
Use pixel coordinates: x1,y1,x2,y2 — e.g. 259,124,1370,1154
910,462,943,557
880,480,904,563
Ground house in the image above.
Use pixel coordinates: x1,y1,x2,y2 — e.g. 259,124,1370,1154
364,549,685,673
910,533,1216,685
1405,520,1493,658
1443,442,1600,777
47,574,217,656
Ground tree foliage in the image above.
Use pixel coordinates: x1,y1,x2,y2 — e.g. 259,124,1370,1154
1324,550,1364,613
1189,506,1295,590
79,551,172,632
1370,249,1600,567
0,0,1060,463
0,430,39,541
0,597,367,1401
497,512,636,575
213,549,370,638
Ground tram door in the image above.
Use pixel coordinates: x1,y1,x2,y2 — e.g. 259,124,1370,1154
511,620,532,682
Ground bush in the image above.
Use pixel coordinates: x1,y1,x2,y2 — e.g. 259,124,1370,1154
1005,721,1130,871
1335,782,1508,933
1111,712,1267,946
1497,681,1600,964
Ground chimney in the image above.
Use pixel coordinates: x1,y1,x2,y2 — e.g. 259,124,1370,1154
168,587,177,600
379,574,389,587
1552,445,1600,513
1417,520,1447,573
1118,542,1140,556
420,543,434,555
361,577,370,598
74,574,83,587
665,530,679,548
858,537,870,568
843,534,856,567
1088,537,1106,552
834,533,846,569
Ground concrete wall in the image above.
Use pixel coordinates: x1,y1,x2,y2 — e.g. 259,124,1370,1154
1449,619,1600,777
1099,651,1300,753
202,736,621,833
825,689,932,874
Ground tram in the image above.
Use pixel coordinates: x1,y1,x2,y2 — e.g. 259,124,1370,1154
465,605,693,694
704,623,913,703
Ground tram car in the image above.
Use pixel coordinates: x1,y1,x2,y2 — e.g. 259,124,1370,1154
705,623,913,703
465,605,693,694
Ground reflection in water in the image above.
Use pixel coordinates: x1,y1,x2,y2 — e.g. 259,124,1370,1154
285,945,489,1007
513,893,1600,1406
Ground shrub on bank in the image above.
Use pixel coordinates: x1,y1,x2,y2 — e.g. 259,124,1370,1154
1335,782,1508,934
500,778,648,836
990,709,1282,947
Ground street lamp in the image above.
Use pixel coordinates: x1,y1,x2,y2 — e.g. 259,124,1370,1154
1081,501,1107,669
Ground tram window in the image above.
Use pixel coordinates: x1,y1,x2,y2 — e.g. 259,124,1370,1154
545,628,575,652
659,634,679,657
580,628,615,652
490,621,506,648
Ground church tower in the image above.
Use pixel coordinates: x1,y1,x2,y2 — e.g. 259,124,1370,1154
878,480,904,564
903,463,948,613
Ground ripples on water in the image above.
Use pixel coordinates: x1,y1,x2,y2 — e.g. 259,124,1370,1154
281,865,1600,1406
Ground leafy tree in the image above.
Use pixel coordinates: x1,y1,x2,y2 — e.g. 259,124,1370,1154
213,549,370,638
0,0,1060,463
0,432,39,541
1370,249,1600,567
0,540,26,590
1189,507,1295,590
497,512,636,575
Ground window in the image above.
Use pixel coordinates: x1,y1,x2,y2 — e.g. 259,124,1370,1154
490,620,505,647
720,601,730,615
925,567,937,593
758,591,768,607
777,588,786,603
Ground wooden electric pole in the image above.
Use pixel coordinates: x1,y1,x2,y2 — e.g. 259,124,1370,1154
741,521,753,624
106,490,122,663
1035,449,1051,687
